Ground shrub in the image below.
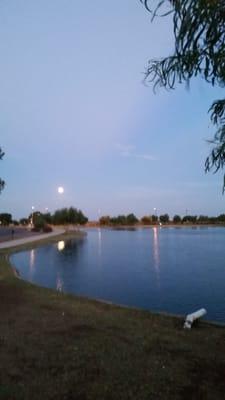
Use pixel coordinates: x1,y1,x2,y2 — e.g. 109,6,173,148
34,219,45,231
173,215,181,224
31,227,41,232
43,225,53,233
141,216,152,225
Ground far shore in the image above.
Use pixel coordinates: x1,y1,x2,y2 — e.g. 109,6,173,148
86,222,225,228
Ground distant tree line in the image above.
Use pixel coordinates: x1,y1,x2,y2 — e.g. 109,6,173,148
27,207,88,231
100,214,139,226
1,210,225,227
99,213,225,226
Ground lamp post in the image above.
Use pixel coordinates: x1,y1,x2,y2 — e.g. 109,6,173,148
57,186,65,230
153,207,158,225
31,206,35,227
98,208,101,224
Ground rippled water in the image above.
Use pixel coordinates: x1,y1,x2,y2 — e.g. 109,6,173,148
11,227,225,323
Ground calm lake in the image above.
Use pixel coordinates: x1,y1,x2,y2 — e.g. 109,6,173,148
11,227,225,323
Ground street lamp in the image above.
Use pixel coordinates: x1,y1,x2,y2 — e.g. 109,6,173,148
98,208,101,223
31,206,35,227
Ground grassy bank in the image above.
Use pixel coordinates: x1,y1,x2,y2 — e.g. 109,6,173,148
0,233,224,399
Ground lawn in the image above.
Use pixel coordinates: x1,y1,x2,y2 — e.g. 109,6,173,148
0,233,224,399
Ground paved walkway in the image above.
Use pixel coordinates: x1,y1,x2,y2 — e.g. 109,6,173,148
0,228,65,249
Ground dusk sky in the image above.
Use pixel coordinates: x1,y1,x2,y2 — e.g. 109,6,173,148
1,0,224,220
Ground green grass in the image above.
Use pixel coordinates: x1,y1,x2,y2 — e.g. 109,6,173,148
0,233,224,399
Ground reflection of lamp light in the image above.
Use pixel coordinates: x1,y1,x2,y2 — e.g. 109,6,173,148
57,241,65,251
29,249,35,281
152,227,160,288
98,227,102,259
30,249,35,268
56,275,63,292
153,227,159,265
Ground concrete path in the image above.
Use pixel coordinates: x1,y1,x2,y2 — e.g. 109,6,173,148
0,228,65,249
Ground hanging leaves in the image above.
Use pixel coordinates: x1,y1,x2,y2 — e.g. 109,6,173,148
140,0,225,191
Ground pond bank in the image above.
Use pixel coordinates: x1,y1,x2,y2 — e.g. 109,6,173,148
0,232,224,399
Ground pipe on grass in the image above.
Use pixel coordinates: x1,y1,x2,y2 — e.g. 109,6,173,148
183,308,207,329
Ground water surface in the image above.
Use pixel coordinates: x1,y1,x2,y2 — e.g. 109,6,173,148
11,227,225,323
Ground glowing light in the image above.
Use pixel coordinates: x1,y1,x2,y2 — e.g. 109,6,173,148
58,186,64,194
57,240,65,251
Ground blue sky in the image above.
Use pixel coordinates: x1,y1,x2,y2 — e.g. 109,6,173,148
0,0,224,220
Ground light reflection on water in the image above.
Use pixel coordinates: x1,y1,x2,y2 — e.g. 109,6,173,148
29,249,36,281
152,227,160,288
57,240,65,251
98,228,102,258
11,227,225,323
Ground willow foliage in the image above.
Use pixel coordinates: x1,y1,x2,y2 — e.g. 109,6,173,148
140,0,225,191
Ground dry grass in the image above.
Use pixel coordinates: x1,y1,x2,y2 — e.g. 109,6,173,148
0,235,224,400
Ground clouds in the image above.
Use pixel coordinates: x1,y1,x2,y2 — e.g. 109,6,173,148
116,143,157,161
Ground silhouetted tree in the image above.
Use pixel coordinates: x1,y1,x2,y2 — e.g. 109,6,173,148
182,215,197,223
110,215,127,225
33,214,45,231
12,220,19,226
141,215,152,225
140,0,225,190
109,214,139,225
77,209,88,225
173,214,181,223
19,218,29,225
42,212,52,224
99,216,111,225
126,213,139,225
198,215,209,224
0,213,12,225
159,213,170,223
217,213,225,222
152,214,158,224
52,207,88,225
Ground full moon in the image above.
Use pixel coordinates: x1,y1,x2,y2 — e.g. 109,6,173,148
58,186,64,194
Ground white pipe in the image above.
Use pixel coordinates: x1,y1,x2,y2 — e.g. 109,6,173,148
183,308,207,329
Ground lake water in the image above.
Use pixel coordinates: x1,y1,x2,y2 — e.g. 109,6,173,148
11,227,225,323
